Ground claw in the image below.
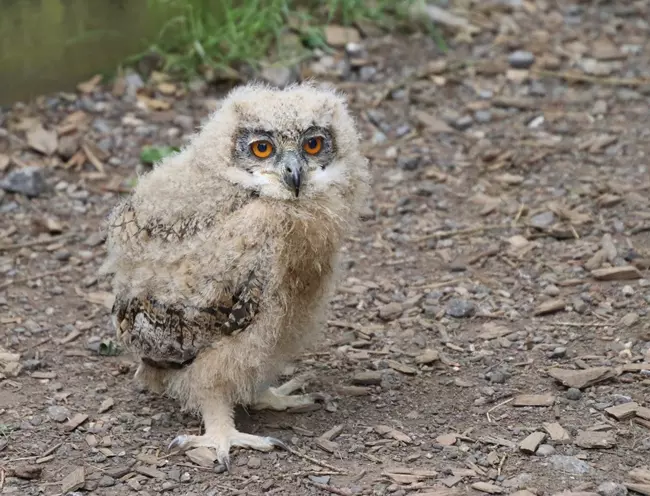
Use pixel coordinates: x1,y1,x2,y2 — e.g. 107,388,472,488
169,435,188,450
267,436,288,451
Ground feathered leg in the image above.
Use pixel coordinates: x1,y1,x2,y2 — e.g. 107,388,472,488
252,372,325,411
168,395,285,469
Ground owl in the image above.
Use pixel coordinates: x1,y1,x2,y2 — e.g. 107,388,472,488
99,81,370,468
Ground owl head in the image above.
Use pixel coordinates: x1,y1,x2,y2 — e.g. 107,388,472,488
191,81,369,202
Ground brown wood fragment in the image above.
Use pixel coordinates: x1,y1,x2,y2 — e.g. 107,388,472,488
64,413,88,432
512,394,555,407
637,407,650,421
471,481,504,494
574,430,616,449
519,431,546,454
605,402,639,420
533,298,566,316
135,464,166,479
624,484,650,496
591,266,642,281
629,468,650,484
543,422,571,443
60,467,85,493
436,433,457,446
185,447,217,467
375,425,412,443
547,367,615,389
387,360,418,375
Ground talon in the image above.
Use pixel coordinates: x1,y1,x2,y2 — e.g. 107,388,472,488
310,392,327,402
169,435,188,450
267,436,288,450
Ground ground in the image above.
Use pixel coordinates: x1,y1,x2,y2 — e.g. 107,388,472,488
1,2,650,495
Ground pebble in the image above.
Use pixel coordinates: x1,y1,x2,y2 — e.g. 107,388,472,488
47,405,70,422
446,298,476,318
452,115,473,130
529,211,555,229
597,482,628,496
544,284,560,296
508,50,535,69
535,444,556,456
566,388,582,400
474,110,492,123
98,475,115,487
0,166,46,197
549,455,591,474
550,347,567,358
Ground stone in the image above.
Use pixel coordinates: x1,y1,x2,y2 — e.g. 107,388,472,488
597,482,628,496
379,302,404,320
260,66,298,88
1,166,46,197
530,211,555,229
446,298,476,318
549,455,591,474
535,444,556,456
47,405,70,423
508,50,535,69
575,430,616,449
566,388,582,400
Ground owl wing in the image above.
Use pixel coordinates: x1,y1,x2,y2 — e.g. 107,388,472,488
105,199,264,369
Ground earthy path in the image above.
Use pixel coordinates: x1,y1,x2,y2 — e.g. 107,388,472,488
1,2,650,495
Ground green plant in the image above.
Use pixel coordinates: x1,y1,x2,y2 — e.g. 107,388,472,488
140,145,180,165
132,0,436,78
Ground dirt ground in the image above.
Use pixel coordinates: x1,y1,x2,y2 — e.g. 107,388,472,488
2,1,650,495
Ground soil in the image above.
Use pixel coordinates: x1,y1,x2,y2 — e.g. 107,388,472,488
2,2,650,495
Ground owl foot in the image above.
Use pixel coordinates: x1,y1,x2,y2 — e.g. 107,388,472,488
252,372,327,411
168,430,286,471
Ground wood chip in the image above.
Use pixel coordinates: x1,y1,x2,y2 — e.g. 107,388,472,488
624,484,650,496
636,407,650,421
436,433,457,446
543,422,571,443
60,467,85,493
629,468,650,484
135,464,166,479
477,324,512,340
375,425,412,443
605,402,639,420
533,298,566,316
547,367,615,389
186,447,217,467
415,348,440,364
519,431,546,454
472,482,504,494
387,360,418,375
512,394,555,407
414,110,455,133
27,125,58,155
99,397,115,413
574,430,616,449
352,371,383,385
315,437,339,453
591,266,642,281
383,468,437,484
64,413,88,432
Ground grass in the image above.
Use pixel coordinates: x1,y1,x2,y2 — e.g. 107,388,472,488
129,0,441,79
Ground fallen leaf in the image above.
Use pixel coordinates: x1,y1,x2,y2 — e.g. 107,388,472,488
77,74,102,93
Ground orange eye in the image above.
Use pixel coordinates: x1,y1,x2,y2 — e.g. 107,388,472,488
251,140,273,158
303,136,323,155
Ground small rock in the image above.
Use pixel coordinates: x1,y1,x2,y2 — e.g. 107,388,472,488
47,405,70,423
529,211,555,229
549,455,591,474
621,312,639,327
508,50,535,69
597,482,628,496
260,66,297,88
446,298,476,318
247,456,261,469
543,284,560,296
535,444,555,457
550,347,566,358
98,475,115,487
474,110,492,123
1,166,46,197
452,115,473,130
566,388,582,400
378,302,403,321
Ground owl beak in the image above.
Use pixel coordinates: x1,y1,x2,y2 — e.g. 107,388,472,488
281,152,303,197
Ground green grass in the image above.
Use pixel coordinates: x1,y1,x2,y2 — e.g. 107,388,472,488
129,0,440,79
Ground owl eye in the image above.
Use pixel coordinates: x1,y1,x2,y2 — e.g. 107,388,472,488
303,136,323,155
251,140,273,159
